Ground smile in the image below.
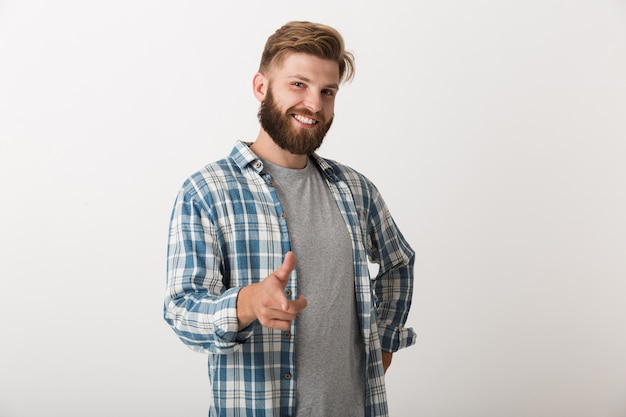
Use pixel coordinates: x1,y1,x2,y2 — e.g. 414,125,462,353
292,114,318,125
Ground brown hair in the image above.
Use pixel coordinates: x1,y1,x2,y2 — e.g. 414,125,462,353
259,21,355,83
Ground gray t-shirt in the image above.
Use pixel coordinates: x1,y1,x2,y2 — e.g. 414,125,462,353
262,158,366,417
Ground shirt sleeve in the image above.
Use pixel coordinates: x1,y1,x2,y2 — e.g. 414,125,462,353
163,188,254,354
366,186,417,352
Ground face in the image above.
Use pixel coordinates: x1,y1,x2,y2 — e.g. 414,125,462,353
257,53,340,156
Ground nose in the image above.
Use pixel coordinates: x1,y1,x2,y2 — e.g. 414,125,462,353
303,91,322,114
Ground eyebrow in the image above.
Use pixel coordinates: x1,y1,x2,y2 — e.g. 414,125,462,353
288,74,339,90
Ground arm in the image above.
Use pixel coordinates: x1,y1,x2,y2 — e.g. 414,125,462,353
164,190,306,354
367,188,416,354
164,189,251,354
382,350,393,374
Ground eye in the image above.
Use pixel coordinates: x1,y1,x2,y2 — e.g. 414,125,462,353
322,89,336,97
293,81,304,88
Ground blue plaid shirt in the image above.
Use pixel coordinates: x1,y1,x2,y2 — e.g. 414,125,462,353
165,141,416,417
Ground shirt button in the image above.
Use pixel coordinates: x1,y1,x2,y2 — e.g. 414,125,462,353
254,161,262,169
285,289,292,297
280,212,286,219
284,373,292,379
284,332,291,339
268,181,275,187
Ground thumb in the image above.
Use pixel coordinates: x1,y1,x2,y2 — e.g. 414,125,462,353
274,251,296,288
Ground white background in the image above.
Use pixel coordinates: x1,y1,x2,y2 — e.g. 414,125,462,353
1,1,625,416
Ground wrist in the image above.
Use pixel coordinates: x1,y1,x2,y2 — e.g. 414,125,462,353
236,284,257,329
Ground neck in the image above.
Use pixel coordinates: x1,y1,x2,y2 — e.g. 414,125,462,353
250,129,309,169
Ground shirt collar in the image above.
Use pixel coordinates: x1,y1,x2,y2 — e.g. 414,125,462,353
230,141,260,171
230,140,339,183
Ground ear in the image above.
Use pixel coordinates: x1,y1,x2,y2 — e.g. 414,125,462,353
252,72,268,102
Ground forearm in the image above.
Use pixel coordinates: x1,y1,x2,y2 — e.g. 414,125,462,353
375,262,417,352
370,203,417,352
382,350,393,373
164,285,253,354
165,190,253,353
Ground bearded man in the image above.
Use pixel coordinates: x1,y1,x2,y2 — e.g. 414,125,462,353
164,21,416,417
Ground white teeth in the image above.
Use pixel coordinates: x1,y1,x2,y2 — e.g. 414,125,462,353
293,114,316,125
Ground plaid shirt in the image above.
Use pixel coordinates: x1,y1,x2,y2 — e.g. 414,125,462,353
165,141,416,417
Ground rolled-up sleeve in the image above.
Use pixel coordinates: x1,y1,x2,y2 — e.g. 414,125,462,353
366,187,416,352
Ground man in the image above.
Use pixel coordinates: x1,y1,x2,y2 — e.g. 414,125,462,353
164,21,415,417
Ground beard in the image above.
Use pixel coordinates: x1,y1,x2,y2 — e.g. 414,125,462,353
257,87,334,156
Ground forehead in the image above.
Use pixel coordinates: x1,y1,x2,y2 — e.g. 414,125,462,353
269,52,340,85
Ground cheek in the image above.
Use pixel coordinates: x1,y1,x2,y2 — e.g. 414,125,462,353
323,103,335,119
275,91,301,108
281,100,299,114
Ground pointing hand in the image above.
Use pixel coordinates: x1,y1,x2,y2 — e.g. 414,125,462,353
237,252,307,330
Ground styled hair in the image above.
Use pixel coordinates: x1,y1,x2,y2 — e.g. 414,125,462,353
259,21,355,83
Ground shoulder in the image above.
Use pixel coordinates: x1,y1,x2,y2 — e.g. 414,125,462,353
176,156,245,215
317,156,379,195
180,141,256,200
